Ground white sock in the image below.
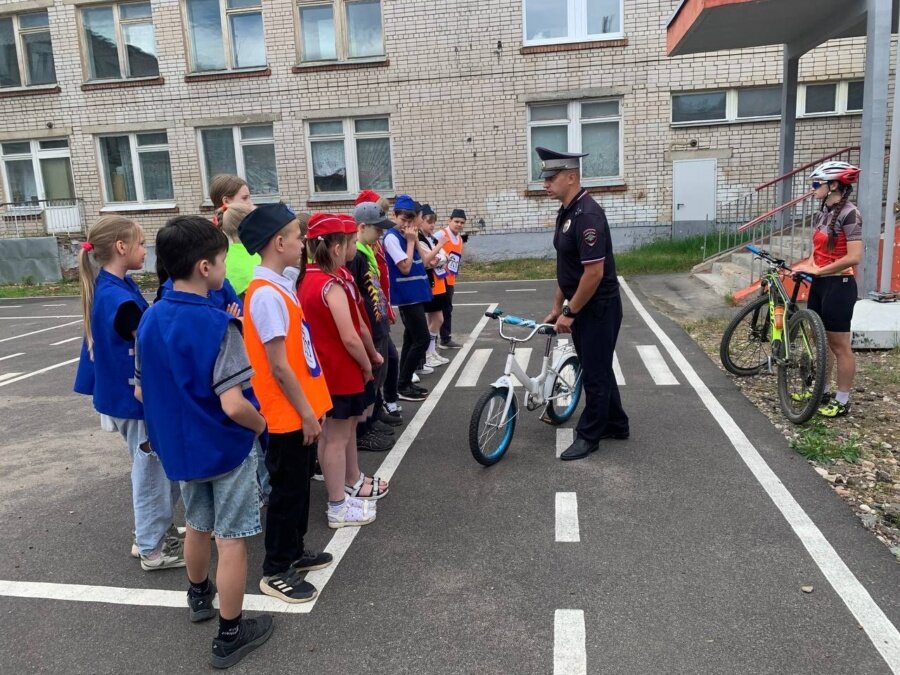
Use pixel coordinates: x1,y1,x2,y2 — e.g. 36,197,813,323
835,391,850,405
427,333,438,356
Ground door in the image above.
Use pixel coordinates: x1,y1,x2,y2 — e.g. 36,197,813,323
673,159,717,236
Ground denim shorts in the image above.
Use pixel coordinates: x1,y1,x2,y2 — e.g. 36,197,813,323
180,447,261,539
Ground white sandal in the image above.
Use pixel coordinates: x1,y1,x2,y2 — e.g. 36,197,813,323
344,472,389,501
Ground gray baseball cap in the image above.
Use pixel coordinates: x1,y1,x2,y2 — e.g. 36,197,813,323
353,201,393,228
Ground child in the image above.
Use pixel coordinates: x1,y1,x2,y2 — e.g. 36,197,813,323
298,213,387,527
135,216,273,669
75,216,183,571
417,204,451,369
220,199,260,299
435,208,467,349
238,204,333,603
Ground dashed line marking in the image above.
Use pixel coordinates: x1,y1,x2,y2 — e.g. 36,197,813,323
456,349,492,387
0,353,24,362
636,344,678,385
613,351,625,385
0,316,81,320
0,372,24,383
0,358,79,388
0,305,22,309
556,428,573,458
50,336,81,346
554,609,587,675
42,304,66,307
454,290,478,294
505,288,536,292
555,493,580,543
0,320,82,343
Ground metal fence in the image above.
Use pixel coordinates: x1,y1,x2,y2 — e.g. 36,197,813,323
0,199,85,238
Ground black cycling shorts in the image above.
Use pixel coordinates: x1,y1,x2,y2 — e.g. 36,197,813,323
807,276,857,333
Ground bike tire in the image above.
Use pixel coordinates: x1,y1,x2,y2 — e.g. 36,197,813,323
543,355,583,425
469,386,518,466
720,295,771,376
777,308,828,424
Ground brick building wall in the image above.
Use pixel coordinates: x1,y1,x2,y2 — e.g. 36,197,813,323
0,0,885,241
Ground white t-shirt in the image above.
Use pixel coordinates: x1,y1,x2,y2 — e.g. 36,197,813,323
433,228,460,246
383,230,410,264
248,265,299,344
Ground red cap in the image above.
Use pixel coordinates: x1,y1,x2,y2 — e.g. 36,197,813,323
307,212,346,240
354,189,381,206
339,214,358,234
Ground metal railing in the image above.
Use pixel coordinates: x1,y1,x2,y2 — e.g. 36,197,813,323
0,199,85,238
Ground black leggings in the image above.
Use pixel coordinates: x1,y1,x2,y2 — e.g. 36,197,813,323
398,303,430,387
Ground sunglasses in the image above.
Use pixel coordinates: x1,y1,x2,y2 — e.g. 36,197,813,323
811,181,827,189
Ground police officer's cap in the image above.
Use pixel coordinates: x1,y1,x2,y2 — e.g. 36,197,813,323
535,146,588,179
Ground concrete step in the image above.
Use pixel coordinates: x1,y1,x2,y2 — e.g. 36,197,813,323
710,260,752,290
692,271,733,299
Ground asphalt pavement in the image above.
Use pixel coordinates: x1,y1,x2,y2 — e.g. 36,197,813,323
0,279,898,674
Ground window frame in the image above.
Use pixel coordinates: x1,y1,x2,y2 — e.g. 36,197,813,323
182,0,267,73
197,124,280,203
304,116,394,198
294,0,386,65
95,131,175,208
521,0,625,47
797,81,863,118
78,1,159,82
526,99,624,188
0,10,57,89
0,138,73,208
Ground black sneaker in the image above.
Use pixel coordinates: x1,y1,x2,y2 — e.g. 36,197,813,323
371,419,395,436
357,430,394,452
439,339,463,349
259,570,317,604
188,580,217,623
210,615,274,669
291,549,333,572
398,385,427,401
412,384,429,395
376,406,403,426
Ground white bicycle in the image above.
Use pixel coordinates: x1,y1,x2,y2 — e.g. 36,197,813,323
469,309,583,466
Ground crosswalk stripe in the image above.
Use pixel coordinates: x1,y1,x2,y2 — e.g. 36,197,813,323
556,428,573,458
0,372,23,383
512,348,532,385
456,349,492,387
636,345,678,385
613,351,625,385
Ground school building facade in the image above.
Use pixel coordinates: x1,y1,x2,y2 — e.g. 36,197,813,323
0,0,879,258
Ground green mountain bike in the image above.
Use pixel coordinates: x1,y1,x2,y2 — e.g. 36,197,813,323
719,244,827,424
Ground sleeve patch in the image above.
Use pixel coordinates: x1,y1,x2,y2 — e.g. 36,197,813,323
582,228,598,247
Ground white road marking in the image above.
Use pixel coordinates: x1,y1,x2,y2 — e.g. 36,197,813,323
42,303,66,307
0,320,82,343
0,353,24,362
636,344,678,385
456,348,492,387
50,336,81,346
619,277,900,672
554,609,587,675
0,358,79,388
0,316,81,320
0,373,23,383
556,428,573,458
505,288,536,292
0,305,22,309
555,493,580,543
512,348,532,385
613,351,625,385
454,302,494,307
454,290,478,294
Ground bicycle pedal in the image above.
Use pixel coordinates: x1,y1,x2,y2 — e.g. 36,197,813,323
539,410,553,424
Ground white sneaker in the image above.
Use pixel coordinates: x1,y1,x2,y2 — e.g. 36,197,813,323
140,546,186,571
416,364,434,375
434,352,450,365
412,373,421,384
385,402,402,414
327,498,376,529
425,353,445,368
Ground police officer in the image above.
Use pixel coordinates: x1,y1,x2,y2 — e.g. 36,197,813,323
538,146,630,461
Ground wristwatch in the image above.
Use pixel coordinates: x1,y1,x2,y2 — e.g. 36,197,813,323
562,305,577,318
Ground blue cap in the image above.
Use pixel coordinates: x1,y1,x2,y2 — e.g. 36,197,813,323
394,194,416,212
238,203,297,254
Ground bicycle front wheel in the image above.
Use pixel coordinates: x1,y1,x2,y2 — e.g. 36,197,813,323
469,386,518,466
543,354,583,425
720,295,771,376
777,308,827,424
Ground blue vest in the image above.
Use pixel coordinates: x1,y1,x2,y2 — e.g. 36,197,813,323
73,338,94,395
87,270,148,419
137,290,258,481
160,277,243,313
384,228,432,306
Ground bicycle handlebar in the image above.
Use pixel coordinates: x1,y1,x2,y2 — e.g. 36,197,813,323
484,309,557,341
744,244,814,283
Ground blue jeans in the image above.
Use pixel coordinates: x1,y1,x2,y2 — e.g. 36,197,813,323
111,417,181,556
180,449,261,539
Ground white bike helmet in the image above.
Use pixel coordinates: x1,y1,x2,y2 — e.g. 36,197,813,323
809,160,860,185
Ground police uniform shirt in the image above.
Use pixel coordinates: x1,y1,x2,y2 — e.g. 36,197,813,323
553,188,618,301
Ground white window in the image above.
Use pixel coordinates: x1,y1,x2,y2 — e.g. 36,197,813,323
0,139,74,205
98,132,174,205
297,0,384,63
527,100,622,185
798,81,863,117
199,124,278,199
846,81,864,112
81,2,158,81
523,0,623,45
184,0,266,72
306,117,392,196
0,11,57,88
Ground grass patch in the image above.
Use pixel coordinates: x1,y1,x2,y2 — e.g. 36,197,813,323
0,278,81,298
464,258,556,281
789,417,861,464
615,235,722,276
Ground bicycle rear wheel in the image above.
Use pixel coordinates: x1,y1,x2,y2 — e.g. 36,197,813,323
777,308,827,424
720,295,771,376
543,354,583,425
469,387,518,466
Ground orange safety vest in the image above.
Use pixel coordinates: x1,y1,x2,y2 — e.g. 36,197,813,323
243,278,332,433
442,227,463,286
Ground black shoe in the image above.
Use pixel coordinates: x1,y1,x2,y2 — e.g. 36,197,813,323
188,580,217,623
411,384,429,395
398,385,427,401
376,406,403,426
210,615,274,669
371,419,395,436
259,570,317,604
292,549,333,572
357,430,394,452
598,429,629,440
439,339,462,349
560,437,599,461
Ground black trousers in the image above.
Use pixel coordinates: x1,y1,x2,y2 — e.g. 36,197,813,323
440,285,454,342
263,431,314,576
571,293,629,444
398,303,430,387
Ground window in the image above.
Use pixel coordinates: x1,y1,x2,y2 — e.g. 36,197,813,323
523,0,622,45
297,0,383,63
737,87,781,119
798,81,863,117
527,100,622,184
0,139,74,205
672,87,783,125
200,124,278,198
185,0,265,72
804,83,837,115
846,81,864,112
80,2,158,81
98,132,174,205
306,117,392,195
672,91,727,124
0,11,56,88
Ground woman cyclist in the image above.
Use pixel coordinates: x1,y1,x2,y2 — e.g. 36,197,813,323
793,161,863,418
